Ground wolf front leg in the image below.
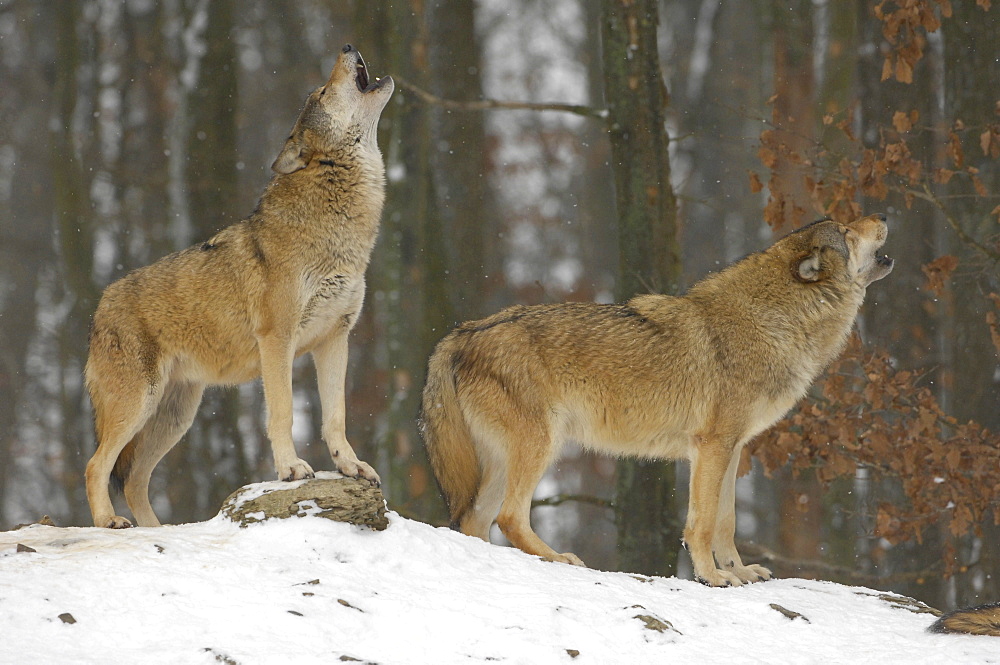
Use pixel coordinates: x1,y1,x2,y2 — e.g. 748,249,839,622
684,435,744,587
311,328,380,485
257,331,314,481
711,446,772,584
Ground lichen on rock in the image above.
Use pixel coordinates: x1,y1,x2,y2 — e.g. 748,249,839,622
220,472,388,530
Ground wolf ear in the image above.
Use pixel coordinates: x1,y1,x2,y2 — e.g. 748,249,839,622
795,249,823,282
271,137,313,174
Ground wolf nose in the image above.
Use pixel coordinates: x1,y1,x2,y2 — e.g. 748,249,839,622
342,44,354,53
874,213,887,221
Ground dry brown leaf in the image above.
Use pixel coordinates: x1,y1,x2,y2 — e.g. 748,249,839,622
972,174,988,197
921,254,959,297
895,55,914,84
758,146,778,169
892,111,913,132
947,131,964,168
881,56,894,82
933,168,955,184
989,294,1000,355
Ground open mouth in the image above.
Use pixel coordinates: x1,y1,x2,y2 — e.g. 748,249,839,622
354,52,386,93
875,251,893,267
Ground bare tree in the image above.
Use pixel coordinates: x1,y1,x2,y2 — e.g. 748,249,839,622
601,0,682,577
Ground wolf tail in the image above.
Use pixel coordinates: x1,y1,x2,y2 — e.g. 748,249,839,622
928,601,1000,637
419,334,480,530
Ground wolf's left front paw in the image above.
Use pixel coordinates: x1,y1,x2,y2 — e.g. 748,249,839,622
542,552,586,566
721,560,773,583
737,563,772,583
335,457,381,487
695,568,744,587
278,459,315,481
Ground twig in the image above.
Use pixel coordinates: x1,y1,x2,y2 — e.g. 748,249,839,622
531,493,615,511
905,184,1000,262
736,540,942,587
392,76,608,121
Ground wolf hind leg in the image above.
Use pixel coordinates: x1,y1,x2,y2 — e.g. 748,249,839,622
86,373,165,529
122,381,205,527
493,424,583,566
457,436,507,542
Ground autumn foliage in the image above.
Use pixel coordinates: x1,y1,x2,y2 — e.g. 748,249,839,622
749,0,1000,578
749,338,1000,576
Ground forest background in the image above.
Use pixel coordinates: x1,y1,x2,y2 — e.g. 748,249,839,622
0,0,997,612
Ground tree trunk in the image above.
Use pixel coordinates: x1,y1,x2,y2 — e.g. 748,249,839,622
51,0,100,526
355,2,447,522
940,1,1000,607
427,0,496,322
854,0,945,609
172,0,243,524
601,0,682,577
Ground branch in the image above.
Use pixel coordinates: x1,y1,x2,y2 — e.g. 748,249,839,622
531,493,615,511
905,184,1000,262
737,540,941,588
392,76,608,121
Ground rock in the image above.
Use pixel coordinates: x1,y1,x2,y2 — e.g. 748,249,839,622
220,473,388,530
769,603,810,622
865,592,941,617
629,604,681,635
634,613,677,634
13,515,55,530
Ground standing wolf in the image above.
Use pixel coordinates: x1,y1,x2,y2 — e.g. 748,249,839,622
85,45,393,528
421,215,893,586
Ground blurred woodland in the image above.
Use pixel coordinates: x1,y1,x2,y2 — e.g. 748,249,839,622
0,0,997,611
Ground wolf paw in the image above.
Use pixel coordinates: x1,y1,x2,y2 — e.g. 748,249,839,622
738,563,772,583
279,459,315,482
721,560,773,583
543,552,586,567
333,457,381,487
101,515,133,529
695,568,744,587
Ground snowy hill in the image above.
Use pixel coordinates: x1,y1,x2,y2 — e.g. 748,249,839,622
1,492,995,664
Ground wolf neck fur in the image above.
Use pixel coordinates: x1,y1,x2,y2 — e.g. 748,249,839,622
257,142,385,230
687,250,863,385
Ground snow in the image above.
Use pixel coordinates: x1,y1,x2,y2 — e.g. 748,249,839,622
1,496,996,664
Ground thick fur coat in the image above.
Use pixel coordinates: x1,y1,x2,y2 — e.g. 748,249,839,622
421,215,893,586
85,45,392,528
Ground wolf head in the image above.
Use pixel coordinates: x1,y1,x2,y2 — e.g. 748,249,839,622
272,44,394,175
789,214,893,288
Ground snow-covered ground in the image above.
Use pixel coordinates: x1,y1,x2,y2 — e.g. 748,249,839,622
1,489,995,664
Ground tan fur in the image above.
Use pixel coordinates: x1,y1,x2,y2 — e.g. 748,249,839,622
929,602,1000,637
84,46,393,529
421,215,893,586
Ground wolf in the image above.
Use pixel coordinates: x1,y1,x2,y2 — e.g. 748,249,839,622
420,214,893,586
84,45,393,528
928,602,1000,637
